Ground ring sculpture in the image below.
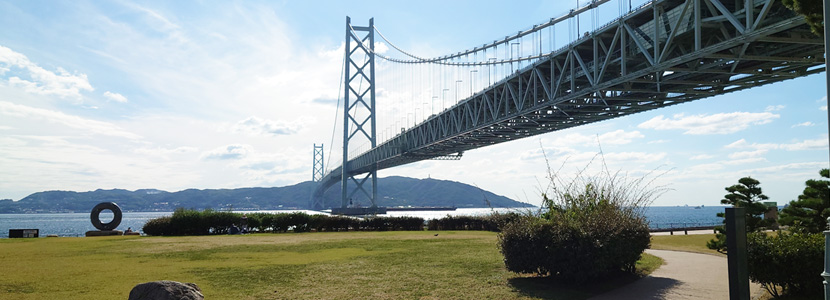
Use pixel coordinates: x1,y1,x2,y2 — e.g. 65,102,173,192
90,202,122,231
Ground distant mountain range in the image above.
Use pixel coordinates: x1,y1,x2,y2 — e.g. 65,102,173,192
0,176,533,213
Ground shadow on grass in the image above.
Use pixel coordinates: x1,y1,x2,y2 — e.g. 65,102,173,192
508,273,680,300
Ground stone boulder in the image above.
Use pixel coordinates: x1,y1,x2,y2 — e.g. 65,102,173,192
128,280,204,300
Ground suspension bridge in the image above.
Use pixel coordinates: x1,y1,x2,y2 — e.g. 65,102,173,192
310,0,825,211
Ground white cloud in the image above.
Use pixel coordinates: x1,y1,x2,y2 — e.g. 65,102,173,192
780,138,828,151
103,91,128,103
548,129,644,147
0,101,141,139
821,106,827,111
0,45,93,99
689,154,714,160
134,146,198,157
520,146,577,160
374,42,390,54
638,112,779,135
728,149,767,159
725,139,750,149
201,144,252,160
687,163,725,173
602,152,667,163
726,138,827,151
792,122,814,128
229,116,311,137
743,162,828,174
722,157,766,165
765,105,785,112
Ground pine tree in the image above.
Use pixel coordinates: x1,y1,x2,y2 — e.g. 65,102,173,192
779,169,830,233
707,177,771,252
782,0,824,36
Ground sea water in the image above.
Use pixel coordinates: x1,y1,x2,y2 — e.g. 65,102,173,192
0,206,728,238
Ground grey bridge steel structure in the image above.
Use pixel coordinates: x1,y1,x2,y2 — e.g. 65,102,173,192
312,0,825,210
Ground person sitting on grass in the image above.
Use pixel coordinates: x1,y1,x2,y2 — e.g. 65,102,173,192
229,224,240,235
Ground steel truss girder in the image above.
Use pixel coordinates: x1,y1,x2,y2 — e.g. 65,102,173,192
317,0,824,198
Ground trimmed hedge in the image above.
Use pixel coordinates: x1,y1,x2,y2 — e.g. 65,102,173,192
427,212,522,232
142,209,523,236
143,209,434,236
747,231,823,298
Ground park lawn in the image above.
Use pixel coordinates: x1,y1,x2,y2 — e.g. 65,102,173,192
0,231,662,299
649,233,724,256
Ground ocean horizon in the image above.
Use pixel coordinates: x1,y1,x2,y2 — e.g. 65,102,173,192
0,206,729,238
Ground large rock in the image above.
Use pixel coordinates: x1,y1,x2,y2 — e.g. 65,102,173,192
128,280,204,300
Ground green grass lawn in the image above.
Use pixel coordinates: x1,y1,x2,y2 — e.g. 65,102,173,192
650,233,723,256
0,231,663,299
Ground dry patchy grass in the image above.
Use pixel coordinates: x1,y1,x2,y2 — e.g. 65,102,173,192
1,231,661,299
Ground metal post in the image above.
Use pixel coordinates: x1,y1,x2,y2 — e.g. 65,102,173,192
824,0,830,167
726,207,750,300
823,217,830,300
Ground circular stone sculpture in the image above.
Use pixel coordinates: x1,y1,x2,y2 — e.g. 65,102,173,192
90,202,122,231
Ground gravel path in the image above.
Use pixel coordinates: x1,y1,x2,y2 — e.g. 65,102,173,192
589,249,763,300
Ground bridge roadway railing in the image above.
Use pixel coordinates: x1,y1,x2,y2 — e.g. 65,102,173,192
315,0,825,205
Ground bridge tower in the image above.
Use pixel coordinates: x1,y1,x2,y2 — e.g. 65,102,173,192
341,17,378,209
312,144,323,182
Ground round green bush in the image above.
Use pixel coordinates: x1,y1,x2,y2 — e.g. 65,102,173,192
499,202,651,283
747,231,823,298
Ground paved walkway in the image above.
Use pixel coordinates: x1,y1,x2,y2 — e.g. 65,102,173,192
589,249,763,300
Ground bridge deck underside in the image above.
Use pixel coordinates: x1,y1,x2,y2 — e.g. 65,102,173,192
316,0,825,201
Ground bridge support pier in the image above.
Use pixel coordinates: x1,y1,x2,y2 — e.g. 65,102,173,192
341,17,378,209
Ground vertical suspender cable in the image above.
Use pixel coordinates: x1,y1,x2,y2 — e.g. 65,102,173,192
326,48,347,173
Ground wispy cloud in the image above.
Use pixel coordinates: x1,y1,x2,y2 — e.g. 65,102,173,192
548,129,644,147
103,91,128,103
689,154,715,160
230,116,312,137
638,112,779,135
726,138,828,151
765,105,785,112
0,101,140,139
780,138,828,151
743,162,828,174
311,97,338,106
134,146,198,158
728,149,767,159
201,144,252,160
792,122,814,128
723,157,767,165
0,45,93,99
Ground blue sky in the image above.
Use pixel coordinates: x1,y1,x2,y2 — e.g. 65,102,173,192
1,0,828,207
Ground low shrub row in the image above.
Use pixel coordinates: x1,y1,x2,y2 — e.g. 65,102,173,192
426,212,522,232
142,209,521,236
